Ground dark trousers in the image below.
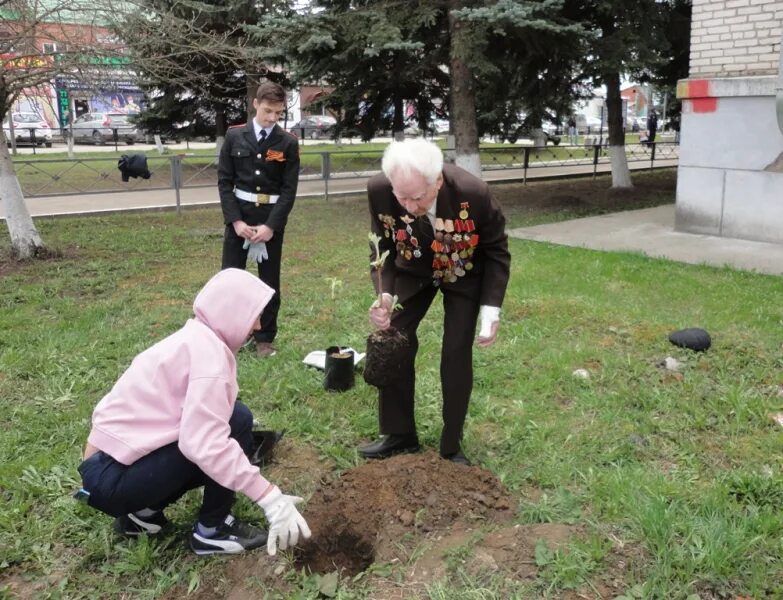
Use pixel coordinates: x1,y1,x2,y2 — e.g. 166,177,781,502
78,401,254,527
221,225,284,343
380,274,482,456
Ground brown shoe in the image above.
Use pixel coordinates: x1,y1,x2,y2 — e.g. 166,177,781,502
255,342,277,358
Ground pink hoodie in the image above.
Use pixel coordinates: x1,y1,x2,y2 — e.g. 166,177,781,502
87,268,276,502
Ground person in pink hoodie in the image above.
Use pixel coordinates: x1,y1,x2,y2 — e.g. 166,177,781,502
77,268,311,556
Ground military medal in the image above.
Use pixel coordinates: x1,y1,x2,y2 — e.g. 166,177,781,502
389,212,429,262
428,201,479,286
378,213,396,238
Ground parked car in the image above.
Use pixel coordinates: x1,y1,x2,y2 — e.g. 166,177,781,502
429,119,450,135
70,112,141,145
3,112,53,147
288,115,337,139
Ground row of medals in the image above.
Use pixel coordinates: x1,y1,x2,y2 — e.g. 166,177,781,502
392,206,478,285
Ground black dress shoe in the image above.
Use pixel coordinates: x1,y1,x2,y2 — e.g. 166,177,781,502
442,450,472,466
358,434,419,459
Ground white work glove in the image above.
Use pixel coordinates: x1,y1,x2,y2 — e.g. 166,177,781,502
257,486,312,556
476,305,500,348
243,239,268,264
369,293,393,330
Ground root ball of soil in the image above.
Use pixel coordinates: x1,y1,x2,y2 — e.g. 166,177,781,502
363,328,411,388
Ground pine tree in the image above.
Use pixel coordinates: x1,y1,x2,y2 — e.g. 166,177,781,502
111,0,292,142
254,0,585,177
250,0,450,142
562,0,673,188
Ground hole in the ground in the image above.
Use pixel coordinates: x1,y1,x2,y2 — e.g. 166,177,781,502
294,526,376,576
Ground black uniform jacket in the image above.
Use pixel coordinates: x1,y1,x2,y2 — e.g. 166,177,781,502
368,163,511,308
218,122,300,232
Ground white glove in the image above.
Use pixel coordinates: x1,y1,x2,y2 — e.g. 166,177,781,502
476,305,500,347
478,306,500,338
243,239,268,264
257,486,312,556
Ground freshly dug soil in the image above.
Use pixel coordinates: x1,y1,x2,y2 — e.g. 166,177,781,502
363,327,410,387
159,445,615,600
294,450,512,576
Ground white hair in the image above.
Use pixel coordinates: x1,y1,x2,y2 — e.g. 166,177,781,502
381,138,444,184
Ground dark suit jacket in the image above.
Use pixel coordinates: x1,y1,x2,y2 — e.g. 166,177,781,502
218,122,299,231
368,163,510,308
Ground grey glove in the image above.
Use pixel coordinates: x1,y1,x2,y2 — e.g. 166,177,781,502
243,240,268,264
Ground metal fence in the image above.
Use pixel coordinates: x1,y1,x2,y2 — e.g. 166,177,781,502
12,141,679,208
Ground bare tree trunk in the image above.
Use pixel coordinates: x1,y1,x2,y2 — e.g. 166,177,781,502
215,105,227,156
449,0,481,178
605,72,632,188
392,95,405,141
246,74,260,118
1,133,45,259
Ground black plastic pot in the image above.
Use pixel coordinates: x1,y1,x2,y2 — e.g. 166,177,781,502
324,346,355,392
249,430,284,467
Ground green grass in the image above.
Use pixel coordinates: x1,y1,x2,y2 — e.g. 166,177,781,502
1,172,781,598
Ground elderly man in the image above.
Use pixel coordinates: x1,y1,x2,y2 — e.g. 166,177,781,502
359,139,511,465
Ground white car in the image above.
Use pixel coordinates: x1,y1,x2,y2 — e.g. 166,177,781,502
430,119,450,135
3,112,53,147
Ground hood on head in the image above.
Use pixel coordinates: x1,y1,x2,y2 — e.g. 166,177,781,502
193,268,275,352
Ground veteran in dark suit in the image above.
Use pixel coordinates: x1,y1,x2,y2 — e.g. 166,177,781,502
218,82,300,358
359,138,511,465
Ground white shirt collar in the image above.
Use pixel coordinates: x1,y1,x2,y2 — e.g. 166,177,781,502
425,194,438,229
253,120,273,140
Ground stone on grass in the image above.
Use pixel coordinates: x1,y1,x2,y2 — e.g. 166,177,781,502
768,412,783,428
668,328,711,352
572,368,590,380
658,357,682,372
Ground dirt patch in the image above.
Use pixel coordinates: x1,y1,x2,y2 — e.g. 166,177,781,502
294,450,513,576
0,245,76,278
262,437,333,496
367,521,583,599
492,169,676,222
153,446,629,599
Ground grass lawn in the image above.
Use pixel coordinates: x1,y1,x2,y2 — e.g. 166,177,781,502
1,170,781,599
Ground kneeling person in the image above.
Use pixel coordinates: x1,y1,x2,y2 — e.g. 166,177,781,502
77,268,310,556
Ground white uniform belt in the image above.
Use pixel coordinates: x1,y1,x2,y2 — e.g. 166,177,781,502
234,189,280,205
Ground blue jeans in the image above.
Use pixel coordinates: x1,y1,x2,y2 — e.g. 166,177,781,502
78,401,254,527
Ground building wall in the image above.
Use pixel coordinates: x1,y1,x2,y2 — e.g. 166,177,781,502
675,0,783,244
689,0,782,77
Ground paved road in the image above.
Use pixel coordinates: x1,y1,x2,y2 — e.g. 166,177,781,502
6,138,389,156
2,158,678,219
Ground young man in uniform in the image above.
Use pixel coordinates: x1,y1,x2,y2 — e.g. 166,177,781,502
218,81,300,358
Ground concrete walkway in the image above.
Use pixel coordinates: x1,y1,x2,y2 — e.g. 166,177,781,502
509,204,783,276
